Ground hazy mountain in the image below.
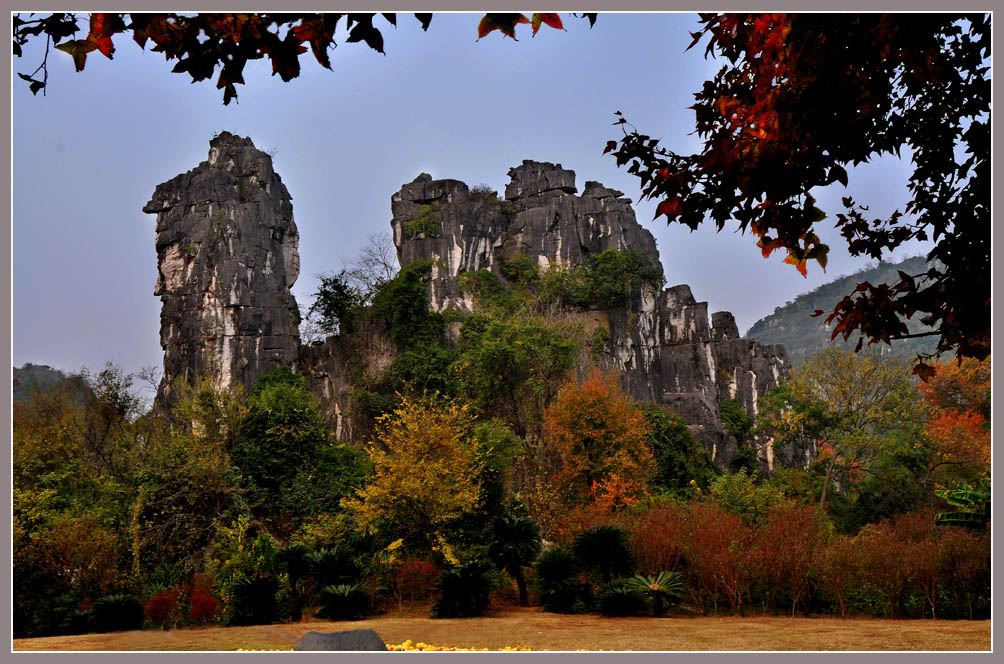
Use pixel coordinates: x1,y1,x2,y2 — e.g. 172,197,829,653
12,363,89,404
745,256,943,368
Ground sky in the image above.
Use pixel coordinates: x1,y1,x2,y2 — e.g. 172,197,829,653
12,12,931,388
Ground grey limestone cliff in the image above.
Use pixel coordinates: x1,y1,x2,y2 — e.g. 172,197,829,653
391,160,798,470
143,131,301,407
145,139,803,472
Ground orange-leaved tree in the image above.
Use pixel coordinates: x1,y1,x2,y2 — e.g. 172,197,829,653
919,356,990,488
543,369,654,510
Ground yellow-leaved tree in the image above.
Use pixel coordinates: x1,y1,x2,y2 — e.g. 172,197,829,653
341,394,483,558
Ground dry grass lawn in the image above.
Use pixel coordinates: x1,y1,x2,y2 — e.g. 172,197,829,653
12,606,990,652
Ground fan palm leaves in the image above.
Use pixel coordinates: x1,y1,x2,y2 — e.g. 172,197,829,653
626,571,685,616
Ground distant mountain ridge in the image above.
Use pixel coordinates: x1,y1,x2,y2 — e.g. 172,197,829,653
745,256,942,368
12,363,91,405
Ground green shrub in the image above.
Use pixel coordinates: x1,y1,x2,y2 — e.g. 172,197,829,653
640,403,720,495
572,525,637,584
500,254,539,288
306,545,361,587
402,204,441,238
458,269,504,301
719,399,752,443
626,571,685,616
224,576,279,626
90,594,145,633
431,558,500,618
316,583,372,620
596,579,649,617
371,259,443,348
534,548,590,614
539,249,663,309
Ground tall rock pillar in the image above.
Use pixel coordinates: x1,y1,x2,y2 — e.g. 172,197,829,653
143,131,301,407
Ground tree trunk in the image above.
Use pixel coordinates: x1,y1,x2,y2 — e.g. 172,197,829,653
514,569,529,607
819,454,838,512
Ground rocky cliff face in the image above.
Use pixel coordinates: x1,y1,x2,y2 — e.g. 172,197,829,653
391,160,798,470
146,139,802,471
143,132,301,407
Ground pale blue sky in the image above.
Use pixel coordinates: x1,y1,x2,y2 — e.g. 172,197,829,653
12,12,928,385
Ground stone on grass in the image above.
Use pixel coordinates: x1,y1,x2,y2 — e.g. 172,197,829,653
294,629,388,651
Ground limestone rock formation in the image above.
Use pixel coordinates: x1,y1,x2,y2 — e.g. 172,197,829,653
143,131,301,406
146,141,801,472
391,160,797,470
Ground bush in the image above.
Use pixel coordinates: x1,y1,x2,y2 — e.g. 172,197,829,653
640,404,719,495
626,501,687,576
572,525,637,584
90,594,145,633
316,584,372,620
387,558,440,605
626,571,685,616
402,204,441,238
431,558,500,618
306,545,361,587
188,584,218,624
596,579,649,617
534,548,590,614
224,576,279,626
145,586,184,628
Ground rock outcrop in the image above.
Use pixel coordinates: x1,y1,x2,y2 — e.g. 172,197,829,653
146,139,801,471
391,160,797,469
143,132,301,407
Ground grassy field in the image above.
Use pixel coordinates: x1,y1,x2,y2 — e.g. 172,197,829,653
12,606,991,651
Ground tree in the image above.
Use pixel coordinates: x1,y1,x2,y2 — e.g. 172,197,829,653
919,356,990,487
13,12,591,104
231,366,365,535
756,348,923,513
487,514,542,607
639,403,719,496
340,394,483,556
606,14,990,375
543,369,654,507
306,270,364,336
571,524,636,585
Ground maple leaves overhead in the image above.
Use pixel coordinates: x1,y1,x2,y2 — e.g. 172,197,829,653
13,12,590,105
605,13,990,374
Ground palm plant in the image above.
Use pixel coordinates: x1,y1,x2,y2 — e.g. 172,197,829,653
534,548,590,614
626,571,685,616
305,544,360,587
488,515,542,606
431,558,500,618
316,583,372,620
935,476,990,530
572,525,636,584
596,579,648,617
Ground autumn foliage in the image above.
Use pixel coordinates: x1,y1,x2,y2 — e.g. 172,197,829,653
543,369,654,509
920,357,990,484
607,13,990,372
13,12,589,104
341,394,484,554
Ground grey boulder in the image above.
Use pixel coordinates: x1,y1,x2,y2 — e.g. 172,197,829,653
294,629,388,651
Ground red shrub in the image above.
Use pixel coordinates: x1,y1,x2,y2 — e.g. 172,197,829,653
187,584,218,623
682,502,752,615
145,586,184,626
387,558,440,604
755,501,829,615
818,536,861,618
626,501,687,575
